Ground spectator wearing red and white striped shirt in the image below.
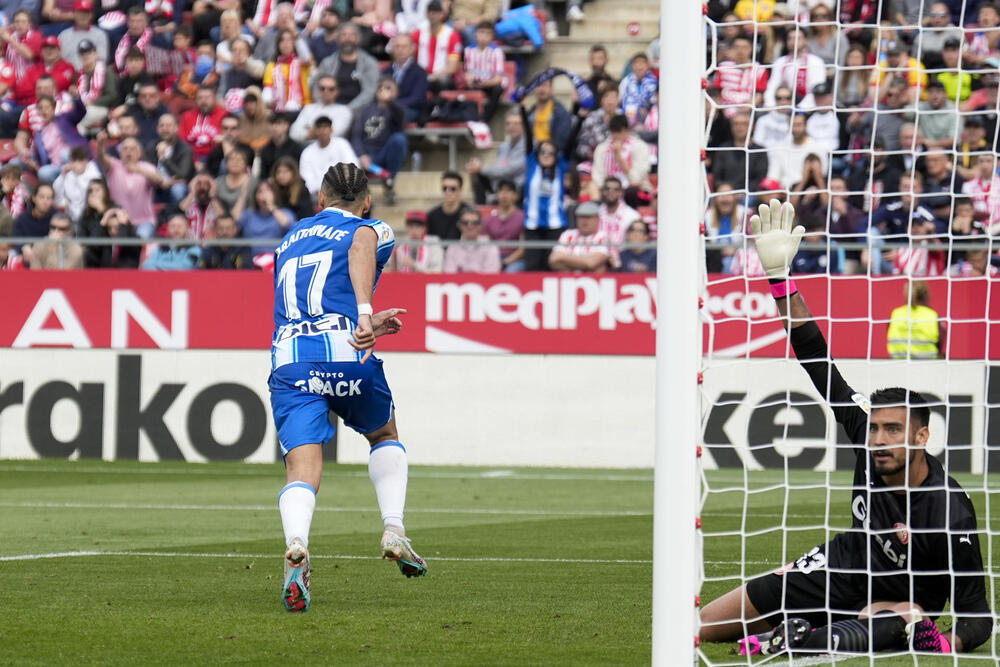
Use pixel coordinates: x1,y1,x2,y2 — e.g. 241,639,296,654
549,201,611,272
462,22,504,122
728,244,766,277
0,10,43,79
892,217,946,277
763,29,825,110
714,34,768,117
183,175,225,240
1,164,31,221
412,0,461,92
0,243,25,270
588,114,652,206
597,176,640,245
961,154,994,217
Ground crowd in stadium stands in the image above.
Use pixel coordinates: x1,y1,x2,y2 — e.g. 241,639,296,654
0,0,661,273
706,0,1000,278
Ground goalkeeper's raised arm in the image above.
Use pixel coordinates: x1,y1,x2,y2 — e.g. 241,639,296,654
752,200,869,443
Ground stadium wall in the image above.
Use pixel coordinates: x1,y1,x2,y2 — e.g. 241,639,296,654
2,349,998,471
2,271,998,469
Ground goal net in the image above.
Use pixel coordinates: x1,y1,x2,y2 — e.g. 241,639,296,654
695,1,999,663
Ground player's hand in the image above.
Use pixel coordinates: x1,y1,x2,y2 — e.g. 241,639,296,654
750,199,805,279
371,307,406,338
349,314,376,364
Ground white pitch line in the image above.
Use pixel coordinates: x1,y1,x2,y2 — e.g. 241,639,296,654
0,501,650,517
0,464,653,482
0,550,652,565
705,560,777,566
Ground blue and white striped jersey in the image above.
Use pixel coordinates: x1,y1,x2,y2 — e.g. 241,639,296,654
271,206,395,369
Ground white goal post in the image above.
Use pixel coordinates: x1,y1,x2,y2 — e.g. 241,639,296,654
652,0,703,664
658,1,1000,664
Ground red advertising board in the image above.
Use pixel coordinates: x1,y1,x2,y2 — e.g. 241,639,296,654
1,271,997,358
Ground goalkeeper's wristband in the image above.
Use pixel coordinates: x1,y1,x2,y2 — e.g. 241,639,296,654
768,277,798,300
357,303,373,317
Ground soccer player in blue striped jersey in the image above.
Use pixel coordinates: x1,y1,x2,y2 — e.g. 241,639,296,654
269,162,427,614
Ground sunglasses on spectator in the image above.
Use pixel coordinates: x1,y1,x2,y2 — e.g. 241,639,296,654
459,219,481,226
442,185,460,192
627,226,646,233
319,86,337,91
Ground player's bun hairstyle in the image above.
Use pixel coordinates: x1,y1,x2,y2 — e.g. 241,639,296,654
870,388,931,430
321,162,369,205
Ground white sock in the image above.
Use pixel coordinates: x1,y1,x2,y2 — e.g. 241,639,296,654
278,481,317,548
368,441,407,532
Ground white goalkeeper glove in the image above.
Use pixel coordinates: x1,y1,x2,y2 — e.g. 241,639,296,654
750,199,805,279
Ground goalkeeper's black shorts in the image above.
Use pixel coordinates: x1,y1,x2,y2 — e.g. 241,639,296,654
746,542,870,629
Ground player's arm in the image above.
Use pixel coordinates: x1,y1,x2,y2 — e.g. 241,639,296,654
348,225,378,363
753,200,868,441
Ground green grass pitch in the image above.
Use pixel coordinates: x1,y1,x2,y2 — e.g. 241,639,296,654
1,461,998,665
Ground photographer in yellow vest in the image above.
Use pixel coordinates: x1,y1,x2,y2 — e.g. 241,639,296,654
887,280,942,359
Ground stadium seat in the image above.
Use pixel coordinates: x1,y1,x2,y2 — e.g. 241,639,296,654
405,123,475,171
438,89,486,116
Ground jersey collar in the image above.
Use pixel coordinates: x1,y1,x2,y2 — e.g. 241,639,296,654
323,206,360,219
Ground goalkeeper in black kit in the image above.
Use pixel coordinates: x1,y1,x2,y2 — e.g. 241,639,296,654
698,200,994,656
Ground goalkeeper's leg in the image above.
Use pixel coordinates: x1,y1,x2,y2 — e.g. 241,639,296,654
742,602,930,655
701,543,834,642
795,603,929,653
796,611,908,653
699,585,772,641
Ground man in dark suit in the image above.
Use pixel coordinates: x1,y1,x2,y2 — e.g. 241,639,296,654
389,33,428,124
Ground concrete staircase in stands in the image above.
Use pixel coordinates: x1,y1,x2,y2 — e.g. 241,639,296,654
384,0,660,229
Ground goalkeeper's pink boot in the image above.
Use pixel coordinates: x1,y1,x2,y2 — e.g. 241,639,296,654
738,618,812,656
907,618,952,653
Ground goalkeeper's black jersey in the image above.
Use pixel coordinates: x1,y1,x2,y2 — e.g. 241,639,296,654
788,321,992,650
